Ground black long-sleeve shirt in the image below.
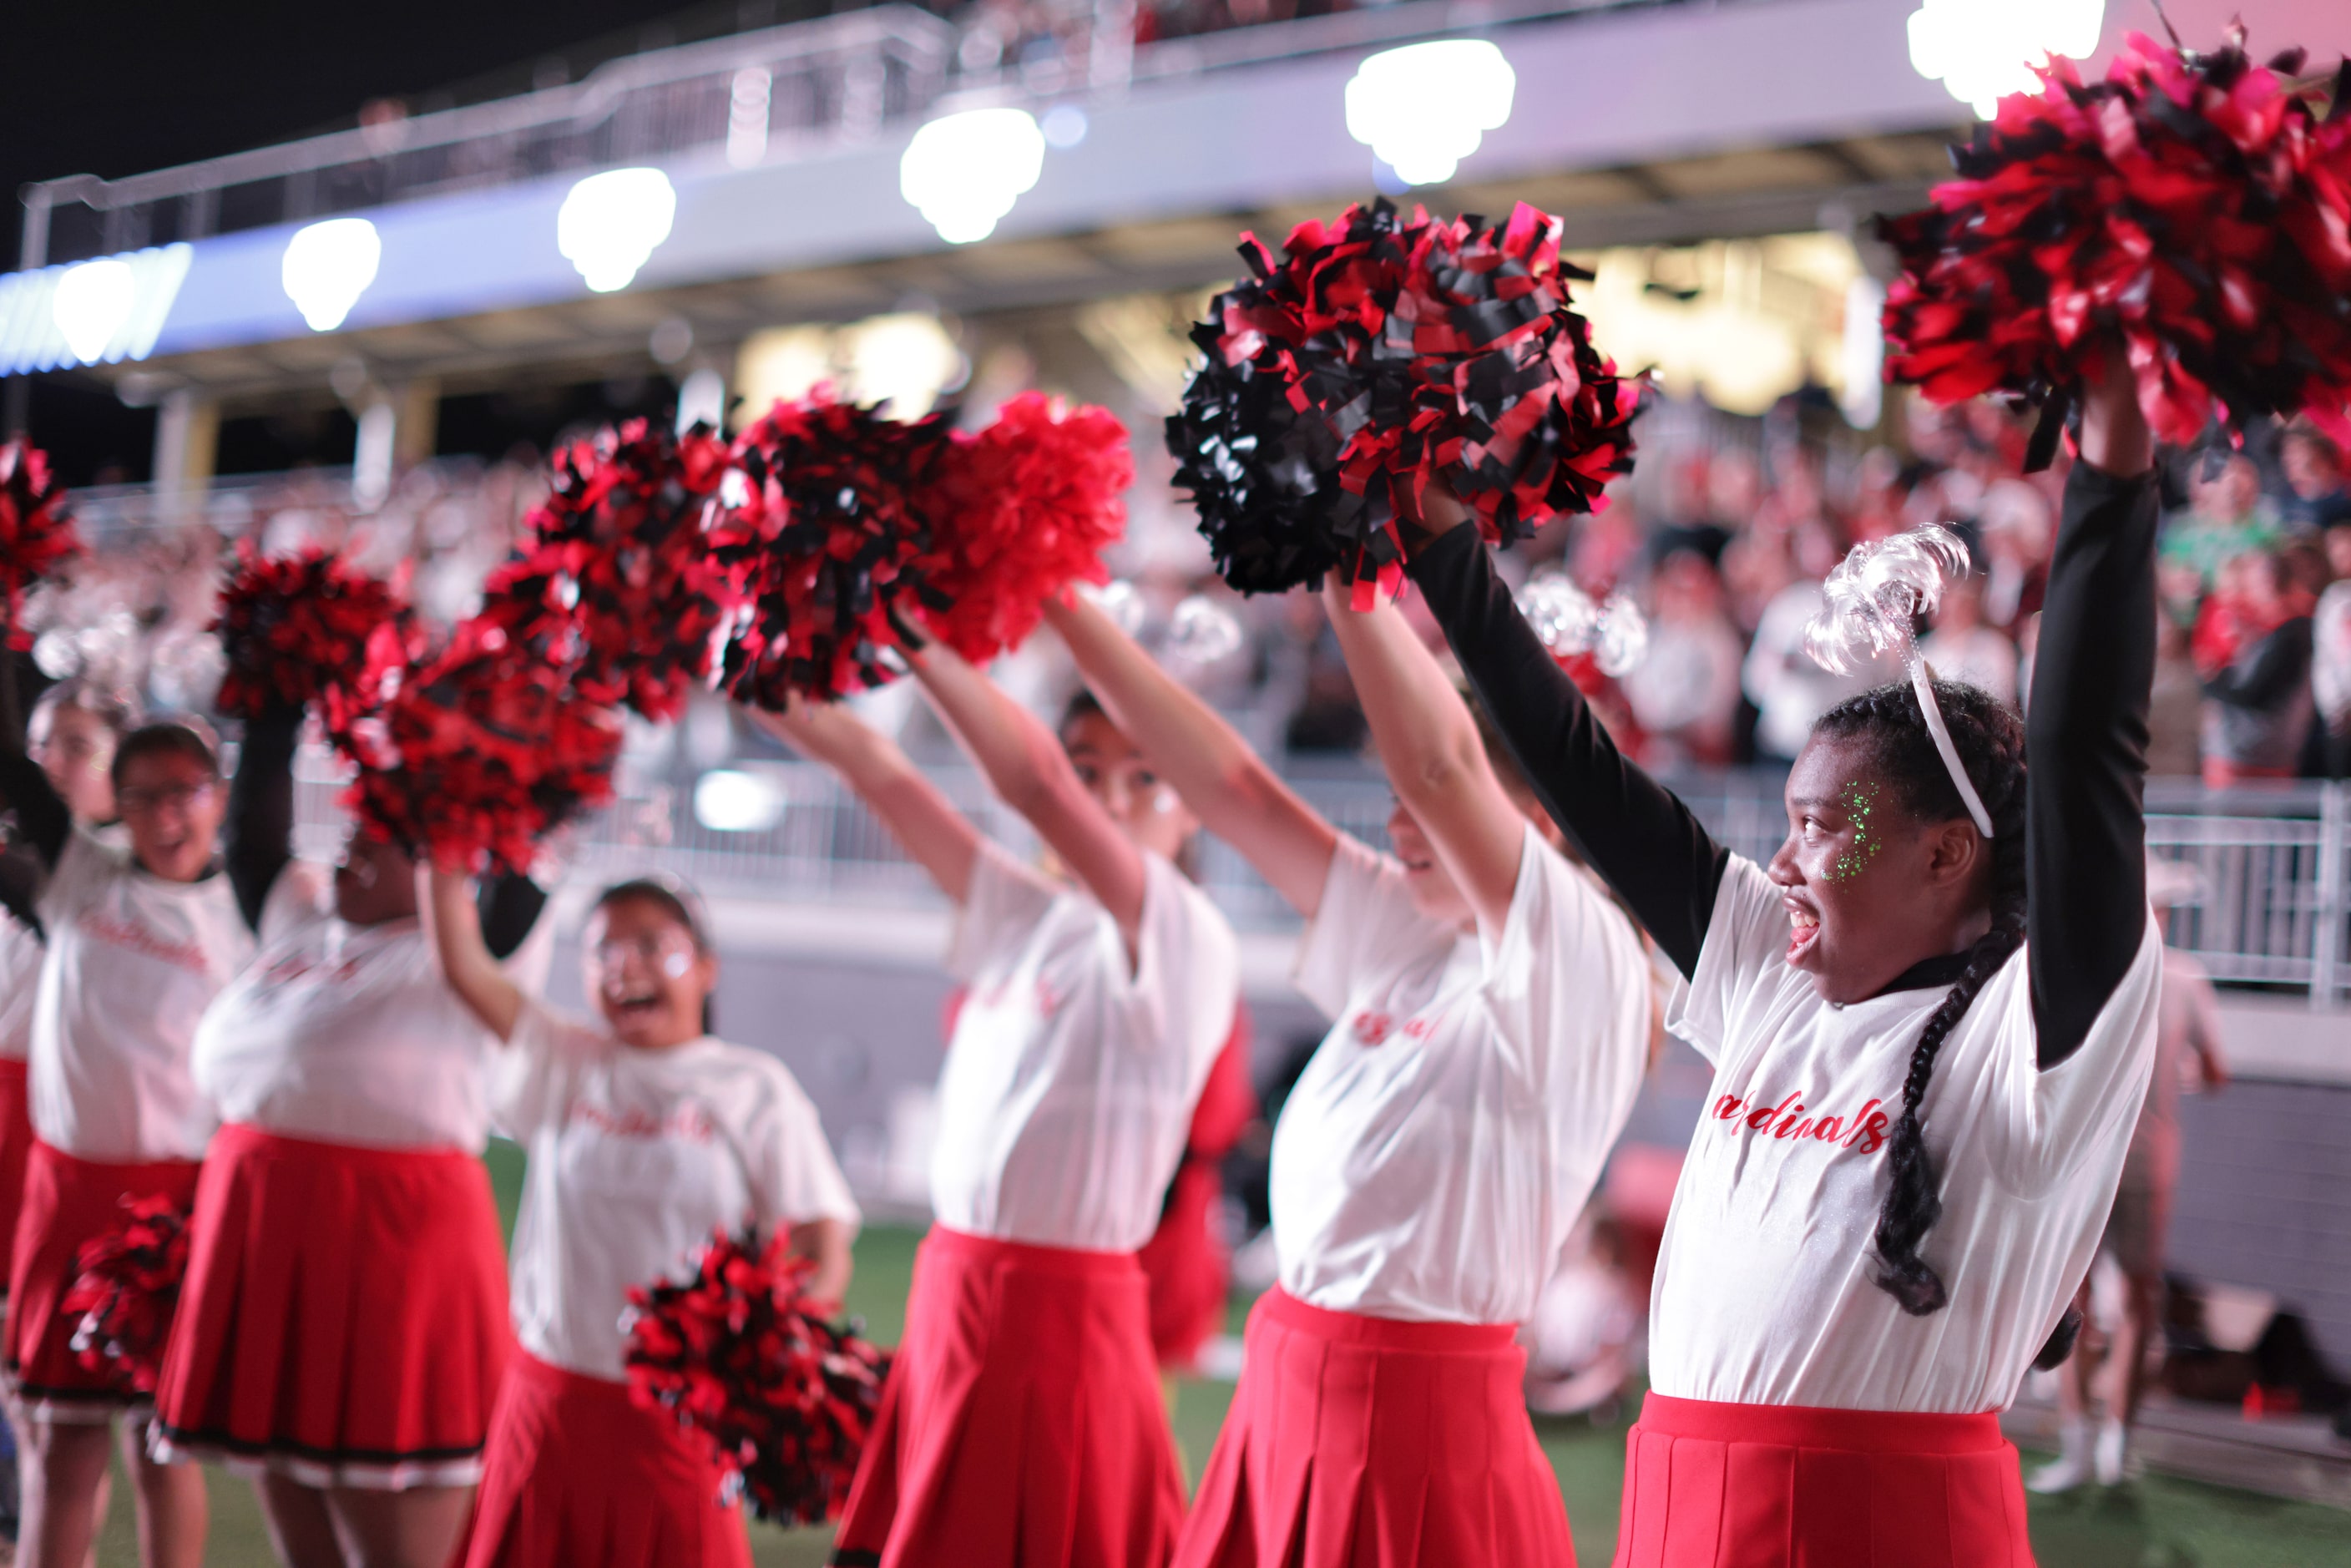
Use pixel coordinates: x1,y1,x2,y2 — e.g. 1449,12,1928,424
1407,462,2158,1069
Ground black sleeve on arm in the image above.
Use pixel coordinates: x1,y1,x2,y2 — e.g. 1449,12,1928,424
2026,464,2159,1069
1405,525,1730,978
225,705,301,933
477,873,548,962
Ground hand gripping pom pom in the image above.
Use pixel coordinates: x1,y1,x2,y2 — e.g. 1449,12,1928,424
919,392,1133,663
345,616,623,876
63,1194,192,1396
0,441,83,646
623,1227,892,1525
715,389,952,707
1881,30,2351,466
488,420,742,724
212,545,419,745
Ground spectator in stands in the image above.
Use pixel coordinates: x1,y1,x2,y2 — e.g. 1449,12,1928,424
1976,478,2052,631
2201,549,2316,786
2279,427,2351,535
1740,526,1896,761
2162,452,2281,591
2032,861,2227,1494
2146,613,2205,777
2311,526,2351,778
1620,549,1743,766
1919,573,2019,706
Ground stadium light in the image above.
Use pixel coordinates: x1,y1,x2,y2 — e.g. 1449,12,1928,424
51,258,138,365
558,168,678,292
1907,0,2104,119
281,218,382,331
900,108,1046,245
1344,40,1515,187
694,768,786,833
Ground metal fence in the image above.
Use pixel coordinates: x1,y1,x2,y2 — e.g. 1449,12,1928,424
293,749,2351,1008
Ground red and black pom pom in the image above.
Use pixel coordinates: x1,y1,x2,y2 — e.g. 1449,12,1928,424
0,440,82,642
712,389,951,707
1172,200,1640,603
63,1193,192,1397
212,544,417,743
918,392,1132,663
345,615,623,876
1882,31,2351,467
487,420,743,724
624,1228,891,1526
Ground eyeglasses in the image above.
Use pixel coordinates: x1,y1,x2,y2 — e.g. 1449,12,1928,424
588,933,698,977
116,781,217,817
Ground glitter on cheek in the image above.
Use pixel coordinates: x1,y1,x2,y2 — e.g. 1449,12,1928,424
1827,781,1883,883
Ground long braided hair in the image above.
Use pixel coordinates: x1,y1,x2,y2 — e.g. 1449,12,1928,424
1813,678,2027,1318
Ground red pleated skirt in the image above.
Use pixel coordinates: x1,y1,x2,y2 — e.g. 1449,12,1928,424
6,1139,201,1421
1138,1158,1231,1372
0,1060,35,1292
462,1350,750,1568
1175,1287,1573,1568
150,1124,511,1490
830,1225,1183,1568
1615,1393,2036,1567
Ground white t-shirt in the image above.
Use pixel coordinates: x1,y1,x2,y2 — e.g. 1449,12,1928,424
1653,856,2164,1413
929,842,1239,1253
1272,828,1653,1324
496,998,861,1382
32,830,253,1163
192,864,513,1152
0,909,40,1064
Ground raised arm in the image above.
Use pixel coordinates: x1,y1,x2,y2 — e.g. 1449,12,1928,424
749,696,981,905
2027,352,2158,1068
1403,494,1727,977
1321,579,1524,935
225,703,301,931
906,638,1151,938
0,652,69,870
427,866,523,1042
1041,591,1337,919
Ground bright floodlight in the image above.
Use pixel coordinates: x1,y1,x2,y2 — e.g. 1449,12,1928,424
1344,39,1515,187
1908,0,2104,119
694,768,786,833
558,168,678,292
900,108,1046,245
52,258,139,365
281,218,382,331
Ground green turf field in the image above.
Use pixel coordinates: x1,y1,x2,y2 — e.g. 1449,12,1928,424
89,1146,2348,1565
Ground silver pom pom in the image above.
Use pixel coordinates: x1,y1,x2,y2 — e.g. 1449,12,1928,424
1165,594,1242,665
1082,578,1148,638
1516,570,1600,656
1803,524,1970,675
1592,594,1650,679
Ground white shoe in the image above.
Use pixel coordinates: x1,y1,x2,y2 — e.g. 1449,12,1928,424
2094,1419,2129,1485
2029,1420,2094,1495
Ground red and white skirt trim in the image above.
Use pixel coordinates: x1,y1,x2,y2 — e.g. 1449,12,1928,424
1175,1287,1572,1568
0,1059,37,1297
1615,1393,2035,1567
462,1349,750,1568
6,1139,201,1423
150,1124,511,1490
830,1225,1184,1568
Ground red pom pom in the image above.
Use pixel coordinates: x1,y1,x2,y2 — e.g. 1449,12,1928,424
345,616,622,876
488,420,743,724
0,441,83,644
918,392,1132,662
1883,32,2351,464
1178,200,1640,603
713,389,950,707
212,544,417,742
63,1193,192,1396
624,1227,891,1526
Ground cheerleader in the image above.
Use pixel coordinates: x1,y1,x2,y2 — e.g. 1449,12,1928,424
148,701,546,1568
1401,355,2165,1565
0,699,247,1568
756,635,1239,1568
423,866,859,1568
1039,579,1653,1568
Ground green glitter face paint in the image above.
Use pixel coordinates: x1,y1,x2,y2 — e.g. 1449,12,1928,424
1827,781,1882,882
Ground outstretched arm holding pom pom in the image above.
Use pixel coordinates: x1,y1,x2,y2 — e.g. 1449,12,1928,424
749,694,980,905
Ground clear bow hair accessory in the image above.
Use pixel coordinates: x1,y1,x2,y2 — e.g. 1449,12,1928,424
1802,524,1995,838
1516,569,1648,678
